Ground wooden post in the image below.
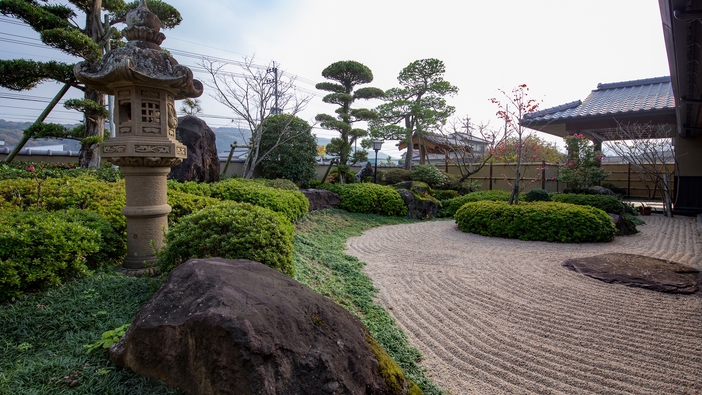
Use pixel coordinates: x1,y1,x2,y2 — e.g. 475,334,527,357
627,163,631,197
541,161,546,189
489,161,493,190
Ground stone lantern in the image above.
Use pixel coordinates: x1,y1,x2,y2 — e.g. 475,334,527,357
74,0,203,270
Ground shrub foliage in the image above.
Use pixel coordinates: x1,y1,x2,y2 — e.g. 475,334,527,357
158,202,295,276
550,193,624,214
523,188,551,202
318,183,408,216
455,201,615,243
437,190,511,218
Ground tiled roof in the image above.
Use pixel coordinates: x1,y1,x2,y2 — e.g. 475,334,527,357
522,76,675,124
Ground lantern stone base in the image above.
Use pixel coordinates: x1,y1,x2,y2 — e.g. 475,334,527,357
118,166,172,269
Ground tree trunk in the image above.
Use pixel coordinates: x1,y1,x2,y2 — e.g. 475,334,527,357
403,116,413,170
78,0,104,168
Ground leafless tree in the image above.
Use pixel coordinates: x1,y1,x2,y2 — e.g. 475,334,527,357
201,56,312,178
434,116,507,182
605,122,677,217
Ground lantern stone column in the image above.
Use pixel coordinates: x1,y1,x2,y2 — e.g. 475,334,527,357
74,0,202,270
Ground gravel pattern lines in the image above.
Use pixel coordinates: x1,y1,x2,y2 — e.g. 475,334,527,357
346,215,702,395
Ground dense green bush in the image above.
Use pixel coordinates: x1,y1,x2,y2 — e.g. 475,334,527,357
410,165,447,189
437,173,480,195
0,209,100,301
168,178,309,222
455,201,615,243
257,114,318,185
158,201,295,276
319,183,408,216
262,178,300,191
381,168,413,185
59,209,126,268
523,189,551,202
0,161,123,182
550,193,624,214
431,189,459,201
167,189,221,224
0,176,126,233
437,190,511,218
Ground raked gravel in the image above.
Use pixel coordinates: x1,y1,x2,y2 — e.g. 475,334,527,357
346,215,702,395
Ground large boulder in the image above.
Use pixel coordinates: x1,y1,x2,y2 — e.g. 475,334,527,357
396,182,440,220
169,115,220,183
300,189,340,211
110,258,418,395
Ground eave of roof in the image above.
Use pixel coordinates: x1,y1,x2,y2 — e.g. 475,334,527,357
522,76,676,128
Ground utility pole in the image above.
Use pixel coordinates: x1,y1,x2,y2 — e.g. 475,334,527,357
266,61,281,115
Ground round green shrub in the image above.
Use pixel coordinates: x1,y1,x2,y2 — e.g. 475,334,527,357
381,168,413,185
437,173,480,195
410,164,447,189
158,201,295,276
437,190,511,218
524,189,551,202
167,189,221,224
334,183,408,216
190,178,309,222
455,201,615,243
58,209,126,268
550,193,624,214
262,178,299,191
0,209,100,301
601,182,627,196
166,180,212,196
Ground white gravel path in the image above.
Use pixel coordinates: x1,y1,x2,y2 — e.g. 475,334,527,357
346,215,702,395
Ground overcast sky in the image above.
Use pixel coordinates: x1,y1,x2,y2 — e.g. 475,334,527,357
0,0,671,157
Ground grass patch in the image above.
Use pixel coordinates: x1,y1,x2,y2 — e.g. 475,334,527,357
0,273,183,394
293,209,445,395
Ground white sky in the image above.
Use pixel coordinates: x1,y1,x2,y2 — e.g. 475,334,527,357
0,0,671,158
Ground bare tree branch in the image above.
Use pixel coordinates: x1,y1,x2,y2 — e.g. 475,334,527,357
200,56,312,178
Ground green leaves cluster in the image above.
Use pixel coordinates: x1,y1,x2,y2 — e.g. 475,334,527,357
549,193,624,214
455,200,615,243
437,190,511,218
370,59,458,170
84,324,130,354
557,134,610,192
157,201,295,276
317,183,408,217
257,114,318,185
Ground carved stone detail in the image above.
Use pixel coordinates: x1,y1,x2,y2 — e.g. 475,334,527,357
104,145,127,153
142,90,159,98
119,127,132,134
119,90,131,97
135,145,170,154
109,157,183,167
176,146,186,156
143,127,161,134
167,102,177,137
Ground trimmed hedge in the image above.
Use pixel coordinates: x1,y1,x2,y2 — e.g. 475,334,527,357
318,183,408,216
455,201,615,243
0,209,100,301
550,193,624,214
168,178,309,222
381,169,413,185
167,189,221,224
157,201,295,276
524,189,550,202
437,190,511,218
411,165,447,189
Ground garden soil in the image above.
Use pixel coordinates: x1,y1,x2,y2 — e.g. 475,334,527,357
346,215,702,395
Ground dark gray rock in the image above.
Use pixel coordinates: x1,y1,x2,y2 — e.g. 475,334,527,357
397,182,440,220
169,115,220,183
608,213,637,236
585,186,618,196
301,189,340,211
355,162,374,182
562,253,699,294
110,258,412,395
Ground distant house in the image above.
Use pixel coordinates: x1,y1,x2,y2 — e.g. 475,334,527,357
397,132,490,166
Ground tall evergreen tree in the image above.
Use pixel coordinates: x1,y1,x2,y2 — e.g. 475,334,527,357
0,0,181,167
315,60,384,183
370,58,458,170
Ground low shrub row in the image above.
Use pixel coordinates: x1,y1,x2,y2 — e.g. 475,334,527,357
378,165,478,195
455,201,615,243
168,178,309,222
550,193,624,214
437,190,511,218
317,183,408,217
